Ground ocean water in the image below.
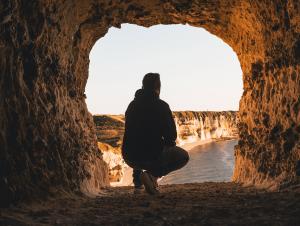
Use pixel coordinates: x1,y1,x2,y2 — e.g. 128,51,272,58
159,139,237,185
115,139,237,186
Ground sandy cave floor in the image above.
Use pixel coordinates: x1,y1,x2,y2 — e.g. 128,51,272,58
1,182,300,226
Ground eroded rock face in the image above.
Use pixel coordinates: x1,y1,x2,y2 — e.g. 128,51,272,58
93,115,125,149
0,0,299,205
93,115,125,183
174,111,238,146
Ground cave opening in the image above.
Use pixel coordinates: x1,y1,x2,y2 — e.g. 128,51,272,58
1,1,299,207
85,24,243,186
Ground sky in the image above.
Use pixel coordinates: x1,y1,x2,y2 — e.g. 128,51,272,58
85,24,243,115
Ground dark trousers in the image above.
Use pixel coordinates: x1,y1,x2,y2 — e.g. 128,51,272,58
125,146,189,187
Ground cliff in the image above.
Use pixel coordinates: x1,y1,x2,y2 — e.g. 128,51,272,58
173,111,238,146
93,115,125,149
93,111,238,184
93,115,125,183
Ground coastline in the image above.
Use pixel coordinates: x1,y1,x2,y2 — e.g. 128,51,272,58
181,136,238,151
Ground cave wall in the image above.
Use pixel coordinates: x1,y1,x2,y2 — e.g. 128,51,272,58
0,0,299,205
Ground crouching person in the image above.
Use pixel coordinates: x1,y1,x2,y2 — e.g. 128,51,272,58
122,73,189,195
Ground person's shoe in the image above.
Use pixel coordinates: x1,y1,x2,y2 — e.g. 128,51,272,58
140,171,159,195
133,185,144,195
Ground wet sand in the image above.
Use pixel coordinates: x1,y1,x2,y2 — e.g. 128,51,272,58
1,183,299,225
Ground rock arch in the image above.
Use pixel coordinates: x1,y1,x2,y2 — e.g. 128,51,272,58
0,0,299,205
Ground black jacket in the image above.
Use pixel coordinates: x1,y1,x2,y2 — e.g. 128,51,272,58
122,89,177,162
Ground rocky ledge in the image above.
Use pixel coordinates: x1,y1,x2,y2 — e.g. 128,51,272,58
1,183,299,226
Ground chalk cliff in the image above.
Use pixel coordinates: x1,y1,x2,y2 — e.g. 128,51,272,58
174,111,238,146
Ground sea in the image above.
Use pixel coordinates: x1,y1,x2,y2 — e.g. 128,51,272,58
159,139,237,185
115,139,237,186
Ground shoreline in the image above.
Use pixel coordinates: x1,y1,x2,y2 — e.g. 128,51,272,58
180,136,238,151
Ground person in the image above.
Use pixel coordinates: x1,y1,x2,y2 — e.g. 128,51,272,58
122,73,189,195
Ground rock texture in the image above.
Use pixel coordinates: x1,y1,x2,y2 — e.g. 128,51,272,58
93,115,125,149
97,142,125,183
0,0,300,205
93,115,126,183
174,111,238,146
1,183,300,225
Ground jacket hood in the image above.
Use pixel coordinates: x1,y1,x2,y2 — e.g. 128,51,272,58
134,89,159,101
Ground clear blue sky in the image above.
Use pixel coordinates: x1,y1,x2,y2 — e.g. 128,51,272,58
85,24,243,114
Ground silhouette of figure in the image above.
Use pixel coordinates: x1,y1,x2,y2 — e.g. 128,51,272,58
122,73,189,194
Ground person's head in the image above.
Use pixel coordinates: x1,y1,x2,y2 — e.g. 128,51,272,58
142,73,161,97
